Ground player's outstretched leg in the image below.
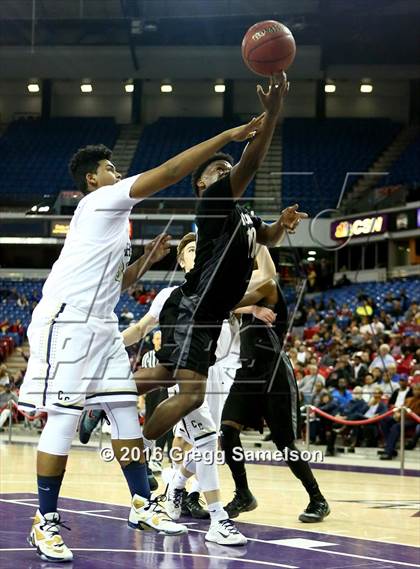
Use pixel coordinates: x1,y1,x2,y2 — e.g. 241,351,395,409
220,422,258,518
29,410,77,562
104,402,188,535
142,370,207,441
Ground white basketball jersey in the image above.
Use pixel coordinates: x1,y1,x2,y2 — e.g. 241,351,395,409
42,175,141,317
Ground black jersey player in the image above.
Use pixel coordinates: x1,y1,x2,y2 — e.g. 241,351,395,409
134,73,307,443
221,276,330,523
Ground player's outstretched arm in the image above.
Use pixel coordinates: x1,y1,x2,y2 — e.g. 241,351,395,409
129,118,264,200
122,313,158,346
229,72,288,198
121,234,171,291
257,204,308,247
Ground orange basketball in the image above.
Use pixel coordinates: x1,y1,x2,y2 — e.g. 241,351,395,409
241,20,296,76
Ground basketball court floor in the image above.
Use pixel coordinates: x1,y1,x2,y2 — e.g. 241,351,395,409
1,439,419,568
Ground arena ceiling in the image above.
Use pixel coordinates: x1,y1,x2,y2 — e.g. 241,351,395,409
0,0,418,64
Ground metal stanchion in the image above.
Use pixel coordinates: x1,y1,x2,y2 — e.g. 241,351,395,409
400,407,405,476
99,418,103,450
8,400,13,443
305,405,311,450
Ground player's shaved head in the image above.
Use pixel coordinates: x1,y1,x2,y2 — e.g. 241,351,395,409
69,144,113,193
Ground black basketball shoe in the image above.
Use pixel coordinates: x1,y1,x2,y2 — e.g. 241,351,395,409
225,490,258,519
183,492,210,519
299,498,330,523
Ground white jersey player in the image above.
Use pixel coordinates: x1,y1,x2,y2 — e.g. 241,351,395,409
19,115,263,563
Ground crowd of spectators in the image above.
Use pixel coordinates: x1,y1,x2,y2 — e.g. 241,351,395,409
287,290,420,459
0,278,419,461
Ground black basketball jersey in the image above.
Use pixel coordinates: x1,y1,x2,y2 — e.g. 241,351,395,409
182,173,262,321
235,284,289,390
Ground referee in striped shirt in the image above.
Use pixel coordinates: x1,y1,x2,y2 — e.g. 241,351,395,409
143,330,174,472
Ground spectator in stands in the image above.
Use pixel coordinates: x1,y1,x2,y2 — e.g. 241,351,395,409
0,365,10,387
119,307,134,325
351,353,368,386
362,373,377,403
380,383,420,460
359,316,385,336
310,380,329,408
317,392,340,454
335,273,351,288
299,364,326,403
369,344,396,371
379,371,399,399
387,363,400,383
349,327,364,349
404,302,418,322
331,378,352,411
355,387,387,448
388,376,412,409
288,348,299,368
326,387,369,451
355,294,373,319
17,295,29,308
326,358,352,389
0,383,18,431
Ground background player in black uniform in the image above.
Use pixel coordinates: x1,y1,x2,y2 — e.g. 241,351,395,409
134,73,307,444
221,271,330,523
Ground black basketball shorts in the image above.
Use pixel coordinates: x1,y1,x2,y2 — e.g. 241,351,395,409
156,287,223,377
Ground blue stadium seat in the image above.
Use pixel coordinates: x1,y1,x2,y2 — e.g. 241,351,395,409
128,117,255,201
281,118,401,216
0,117,119,200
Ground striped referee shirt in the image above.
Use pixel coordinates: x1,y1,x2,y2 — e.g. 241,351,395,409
141,350,158,368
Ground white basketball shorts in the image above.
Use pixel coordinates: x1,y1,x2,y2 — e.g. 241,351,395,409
18,298,137,416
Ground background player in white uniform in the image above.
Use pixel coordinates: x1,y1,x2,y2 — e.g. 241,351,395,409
18,115,263,563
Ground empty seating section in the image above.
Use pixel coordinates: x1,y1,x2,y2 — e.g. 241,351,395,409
0,117,119,200
281,118,401,216
382,134,420,187
128,117,255,200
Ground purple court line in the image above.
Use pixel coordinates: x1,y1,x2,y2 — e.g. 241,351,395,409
1,493,419,568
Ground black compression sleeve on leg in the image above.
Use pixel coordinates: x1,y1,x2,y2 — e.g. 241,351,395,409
273,440,324,501
220,423,250,492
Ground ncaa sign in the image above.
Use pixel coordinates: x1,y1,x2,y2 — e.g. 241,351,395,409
331,214,388,240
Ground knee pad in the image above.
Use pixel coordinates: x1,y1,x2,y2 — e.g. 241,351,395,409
38,410,79,456
103,402,142,440
194,437,220,493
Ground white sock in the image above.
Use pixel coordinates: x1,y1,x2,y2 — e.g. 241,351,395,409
207,501,228,521
189,478,200,495
171,470,189,491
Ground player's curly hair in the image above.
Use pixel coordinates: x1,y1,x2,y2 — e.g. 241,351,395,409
177,232,196,262
191,152,234,195
69,144,113,193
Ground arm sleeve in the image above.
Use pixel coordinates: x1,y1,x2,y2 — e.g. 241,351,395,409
148,287,175,320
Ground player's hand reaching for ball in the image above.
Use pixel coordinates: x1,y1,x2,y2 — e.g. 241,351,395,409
144,233,172,264
228,113,266,142
279,204,308,234
257,72,289,117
